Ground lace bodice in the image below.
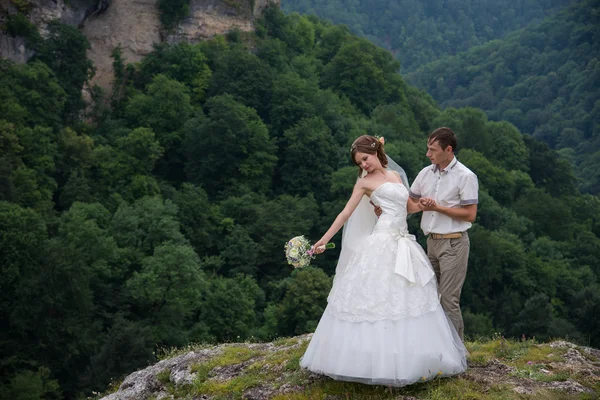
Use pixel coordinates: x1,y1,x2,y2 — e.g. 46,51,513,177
370,182,409,236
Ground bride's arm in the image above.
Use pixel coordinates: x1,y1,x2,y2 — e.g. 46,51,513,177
313,183,366,253
407,197,421,214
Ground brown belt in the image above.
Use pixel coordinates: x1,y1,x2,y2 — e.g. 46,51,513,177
429,232,463,239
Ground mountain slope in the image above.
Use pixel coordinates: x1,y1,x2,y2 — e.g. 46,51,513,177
408,0,600,193
281,0,571,72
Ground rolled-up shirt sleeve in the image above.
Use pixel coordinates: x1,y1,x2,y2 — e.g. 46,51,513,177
460,173,479,205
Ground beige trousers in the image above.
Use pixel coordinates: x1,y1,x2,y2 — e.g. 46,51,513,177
426,232,470,340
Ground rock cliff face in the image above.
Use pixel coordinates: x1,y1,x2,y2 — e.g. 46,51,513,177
81,0,163,90
0,0,95,62
0,0,280,89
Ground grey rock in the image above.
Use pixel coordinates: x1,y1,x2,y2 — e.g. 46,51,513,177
513,386,535,394
242,386,277,399
563,348,588,365
544,379,592,394
549,340,577,349
0,34,33,63
101,348,222,400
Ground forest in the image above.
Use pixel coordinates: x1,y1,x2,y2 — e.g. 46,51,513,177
408,0,600,194
282,0,571,72
1,3,599,399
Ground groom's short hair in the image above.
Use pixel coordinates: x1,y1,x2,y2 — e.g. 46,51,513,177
428,127,457,152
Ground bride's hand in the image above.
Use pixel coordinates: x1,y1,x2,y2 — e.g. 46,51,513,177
370,200,382,217
311,239,327,255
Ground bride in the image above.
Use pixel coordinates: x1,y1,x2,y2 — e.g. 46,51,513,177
300,135,467,386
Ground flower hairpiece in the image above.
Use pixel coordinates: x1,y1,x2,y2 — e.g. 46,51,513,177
350,136,385,152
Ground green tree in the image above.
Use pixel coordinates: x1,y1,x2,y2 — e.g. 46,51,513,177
158,0,191,29
55,127,95,209
476,190,533,238
110,196,187,259
127,243,205,345
487,120,529,172
281,13,316,55
0,121,22,203
116,127,164,173
0,367,61,400
85,314,154,392
370,102,421,144
136,42,212,103
220,193,320,275
511,294,579,342
431,107,494,156
322,38,403,114
266,267,332,336
573,285,600,347
514,188,575,241
32,21,94,123
524,136,577,197
0,202,47,324
198,275,265,341
278,117,340,199
219,224,260,277
0,60,66,128
314,24,351,64
208,48,274,119
125,74,194,180
463,228,534,330
269,72,318,134
184,95,277,196
171,183,222,256
256,38,292,70
459,149,533,206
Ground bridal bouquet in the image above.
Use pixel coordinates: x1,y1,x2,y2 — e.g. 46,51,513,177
285,236,335,268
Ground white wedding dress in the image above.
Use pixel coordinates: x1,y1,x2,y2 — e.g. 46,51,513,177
300,182,467,386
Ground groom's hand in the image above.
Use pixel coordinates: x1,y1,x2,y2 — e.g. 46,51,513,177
419,197,437,211
370,200,382,217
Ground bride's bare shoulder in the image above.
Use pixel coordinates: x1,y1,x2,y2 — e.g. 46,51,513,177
354,175,374,191
388,170,403,184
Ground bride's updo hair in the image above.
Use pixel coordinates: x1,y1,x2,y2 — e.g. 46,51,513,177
350,135,388,176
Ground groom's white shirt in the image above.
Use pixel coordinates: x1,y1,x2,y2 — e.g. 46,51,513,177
409,157,479,235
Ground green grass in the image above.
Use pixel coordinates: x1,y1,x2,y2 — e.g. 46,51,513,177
466,336,569,367
511,366,570,382
272,336,302,347
269,375,511,400
190,345,265,381
188,340,311,397
156,369,171,384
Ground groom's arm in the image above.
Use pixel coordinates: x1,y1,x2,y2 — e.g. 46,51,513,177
419,173,478,222
420,202,477,222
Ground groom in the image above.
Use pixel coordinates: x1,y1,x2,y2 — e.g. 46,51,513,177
376,127,478,340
